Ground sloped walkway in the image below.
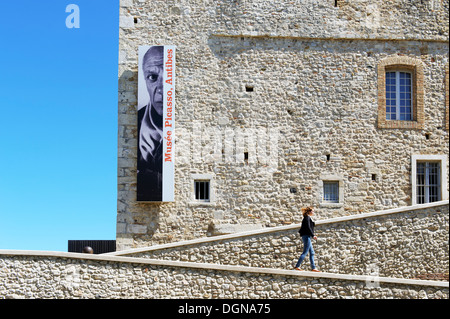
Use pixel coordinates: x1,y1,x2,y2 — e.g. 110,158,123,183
0,249,448,289
108,201,449,282
109,201,449,257
1,201,448,298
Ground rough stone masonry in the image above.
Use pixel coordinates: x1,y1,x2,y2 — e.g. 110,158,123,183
0,252,448,299
117,0,449,250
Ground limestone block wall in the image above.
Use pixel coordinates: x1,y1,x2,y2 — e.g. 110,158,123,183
113,202,449,281
117,0,449,250
0,252,448,299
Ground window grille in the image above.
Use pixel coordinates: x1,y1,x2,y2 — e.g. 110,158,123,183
323,181,339,203
417,162,441,204
195,180,210,201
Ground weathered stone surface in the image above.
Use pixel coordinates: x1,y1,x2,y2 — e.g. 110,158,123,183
0,249,448,299
126,203,449,281
117,0,449,250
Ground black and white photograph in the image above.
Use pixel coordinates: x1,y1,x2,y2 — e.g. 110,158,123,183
137,45,175,202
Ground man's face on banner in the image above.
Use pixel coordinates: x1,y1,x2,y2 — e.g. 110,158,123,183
143,47,164,116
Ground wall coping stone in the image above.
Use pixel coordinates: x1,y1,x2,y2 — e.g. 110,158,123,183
109,200,449,256
0,249,448,289
2,201,447,289
210,33,450,43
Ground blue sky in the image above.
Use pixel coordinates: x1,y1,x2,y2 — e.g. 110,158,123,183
0,1,119,252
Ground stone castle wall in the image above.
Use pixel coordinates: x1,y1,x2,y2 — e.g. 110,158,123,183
117,0,449,250
114,201,449,281
1,203,448,299
0,252,449,300
1,253,447,299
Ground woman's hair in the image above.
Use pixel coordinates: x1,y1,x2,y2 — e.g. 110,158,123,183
301,207,313,217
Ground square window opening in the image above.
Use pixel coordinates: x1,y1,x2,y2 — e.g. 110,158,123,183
323,181,339,203
194,180,210,202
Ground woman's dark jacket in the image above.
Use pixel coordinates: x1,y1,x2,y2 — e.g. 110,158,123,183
299,215,315,237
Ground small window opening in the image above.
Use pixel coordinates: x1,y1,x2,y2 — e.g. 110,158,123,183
334,0,338,7
326,154,331,161
416,162,441,204
244,152,249,161
323,181,339,203
425,133,431,140
372,174,377,181
194,180,210,202
245,85,254,92
134,17,138,24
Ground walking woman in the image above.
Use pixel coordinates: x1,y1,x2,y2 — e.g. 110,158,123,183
294,207,321,272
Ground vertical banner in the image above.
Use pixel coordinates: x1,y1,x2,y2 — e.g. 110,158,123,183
137,45,175,202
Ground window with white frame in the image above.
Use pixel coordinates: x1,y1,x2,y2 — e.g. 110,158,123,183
411,155,448,205
190,174,215,205
319,175,344,207
416,162,441,204
385,71,413,121
323,181,339,203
